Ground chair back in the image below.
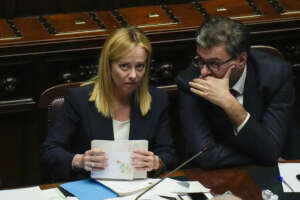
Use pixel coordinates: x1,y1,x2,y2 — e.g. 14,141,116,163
251,45,284,58
37,82,82,128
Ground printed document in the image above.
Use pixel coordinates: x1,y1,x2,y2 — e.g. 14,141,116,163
91,140,148,180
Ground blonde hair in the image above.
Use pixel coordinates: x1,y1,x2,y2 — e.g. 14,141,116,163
82,27,152,117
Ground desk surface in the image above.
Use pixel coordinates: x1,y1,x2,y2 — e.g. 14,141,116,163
39,166,262,200
38,161,300,200
176,167,262,200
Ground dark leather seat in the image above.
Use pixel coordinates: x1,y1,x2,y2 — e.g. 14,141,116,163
38,82,82,183
38,82,82,128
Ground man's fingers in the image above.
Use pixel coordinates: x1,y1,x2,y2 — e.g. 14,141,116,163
190,87,208,97
224,65,235,80
189,81,208,92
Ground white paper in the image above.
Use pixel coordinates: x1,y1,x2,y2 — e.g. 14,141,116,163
98,178,159,196
0,186,45,200
100,177,210,198
150,178,210,194
278,163,300,192
91,140,148,180
41,188,65,200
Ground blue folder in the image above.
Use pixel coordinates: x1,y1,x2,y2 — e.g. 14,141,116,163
61,179,118,200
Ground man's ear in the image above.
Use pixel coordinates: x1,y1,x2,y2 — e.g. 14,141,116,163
238,52,247,68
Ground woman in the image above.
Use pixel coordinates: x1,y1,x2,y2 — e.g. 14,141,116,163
41,27,177,181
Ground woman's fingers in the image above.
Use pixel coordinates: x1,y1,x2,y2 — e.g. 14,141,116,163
82,149,108,171
131,150,157,171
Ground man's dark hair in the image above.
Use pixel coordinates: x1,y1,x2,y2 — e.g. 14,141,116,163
195,17,250,58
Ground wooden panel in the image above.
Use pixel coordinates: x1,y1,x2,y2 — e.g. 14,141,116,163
0,113,27,187
168,4,205,30
237,0,300,23
42,12,106,36
9,17,49,42
117,5,179,29
278,0,300,15
0,20,21,41
201,0,261,20
94,11,121,30
9,0,171,18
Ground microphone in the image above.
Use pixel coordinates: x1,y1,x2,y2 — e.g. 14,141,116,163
135,143,214,200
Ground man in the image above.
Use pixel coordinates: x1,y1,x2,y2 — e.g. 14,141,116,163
176,17,295,168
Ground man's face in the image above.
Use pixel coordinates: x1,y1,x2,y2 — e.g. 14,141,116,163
195,44,247,86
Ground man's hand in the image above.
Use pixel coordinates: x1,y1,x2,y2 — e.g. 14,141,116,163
188,66,248,127
189,66,235,108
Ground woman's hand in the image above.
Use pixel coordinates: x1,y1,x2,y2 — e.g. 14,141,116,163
72,149,108,171
131,150,161,172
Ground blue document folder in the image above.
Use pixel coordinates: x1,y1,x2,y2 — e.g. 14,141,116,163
61,179,118,200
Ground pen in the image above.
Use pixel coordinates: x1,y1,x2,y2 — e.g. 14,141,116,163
159,195,177,200
278,175,295,192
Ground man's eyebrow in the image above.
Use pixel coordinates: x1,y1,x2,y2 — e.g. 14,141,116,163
199,56,223,62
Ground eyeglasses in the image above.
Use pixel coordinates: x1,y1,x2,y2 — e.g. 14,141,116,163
192,55,235,72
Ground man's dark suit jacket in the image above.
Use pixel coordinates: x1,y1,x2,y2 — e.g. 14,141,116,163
41,85,177,181
176,49,296,169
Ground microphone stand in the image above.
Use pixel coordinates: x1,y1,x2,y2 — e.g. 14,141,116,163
134,143,212,200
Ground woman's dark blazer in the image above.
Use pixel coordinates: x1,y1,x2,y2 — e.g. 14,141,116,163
41,84,177,181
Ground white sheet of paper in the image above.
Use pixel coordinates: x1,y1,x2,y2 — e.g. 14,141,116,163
150,178,210,194
278,163,300,192
102,177,210,199
0,186,45,200
91,152,134,180
41,188,65,200
91,140,148,179
98,178,159,195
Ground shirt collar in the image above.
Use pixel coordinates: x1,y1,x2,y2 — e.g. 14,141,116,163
232,64,247,95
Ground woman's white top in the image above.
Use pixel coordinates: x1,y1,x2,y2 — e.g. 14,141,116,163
113,119,130,140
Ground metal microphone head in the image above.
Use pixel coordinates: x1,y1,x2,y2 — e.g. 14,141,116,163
202,142,214,153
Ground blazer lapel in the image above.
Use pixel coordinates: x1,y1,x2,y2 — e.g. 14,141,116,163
243,62,263,118
88,101,114,140
129,98,146,140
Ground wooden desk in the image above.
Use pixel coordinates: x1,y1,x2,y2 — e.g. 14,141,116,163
40,167,262,200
